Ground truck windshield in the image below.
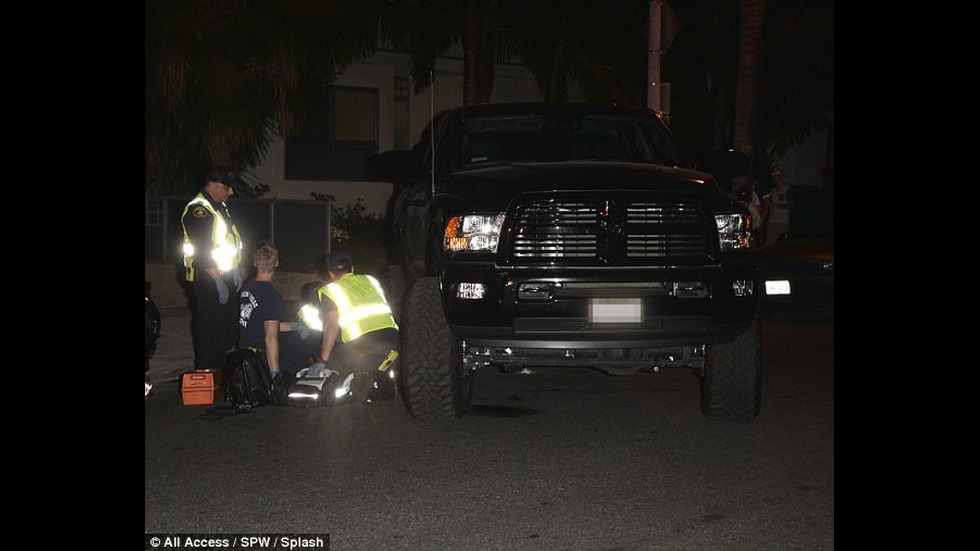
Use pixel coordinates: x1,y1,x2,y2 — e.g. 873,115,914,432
459,113,684,168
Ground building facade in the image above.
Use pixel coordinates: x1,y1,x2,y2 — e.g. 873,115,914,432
250,48,558,215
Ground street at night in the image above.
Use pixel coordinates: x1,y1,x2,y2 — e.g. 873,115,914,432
146,2,834,548
145,312,833,550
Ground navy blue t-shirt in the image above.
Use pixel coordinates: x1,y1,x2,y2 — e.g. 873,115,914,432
238,280,284,350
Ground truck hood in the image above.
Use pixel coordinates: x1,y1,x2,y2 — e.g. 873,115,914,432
438,161,722,213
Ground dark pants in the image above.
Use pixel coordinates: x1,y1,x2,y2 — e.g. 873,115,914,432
326,328,399,400
191,273,239,371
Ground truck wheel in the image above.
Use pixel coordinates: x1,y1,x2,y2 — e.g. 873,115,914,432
378,264,407,323
401,277,473,420
700,316,762,422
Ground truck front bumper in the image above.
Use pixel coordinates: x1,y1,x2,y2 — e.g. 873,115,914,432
442,261,758,349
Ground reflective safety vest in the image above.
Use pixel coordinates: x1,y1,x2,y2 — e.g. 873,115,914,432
318,274,397,343
181,193,243,281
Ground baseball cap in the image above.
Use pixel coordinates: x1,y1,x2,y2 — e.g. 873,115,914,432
326,252,353,272
205,167,242,189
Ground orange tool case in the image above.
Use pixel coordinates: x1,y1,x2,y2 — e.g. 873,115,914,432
180,370,223,406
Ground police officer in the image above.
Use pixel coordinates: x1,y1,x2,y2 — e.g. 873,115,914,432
181,167,245,372
307,252,399,403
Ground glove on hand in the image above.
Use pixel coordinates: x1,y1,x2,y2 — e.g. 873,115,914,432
214,276,230,304
233,268,244,291
294,322,310,339
307,361,328,378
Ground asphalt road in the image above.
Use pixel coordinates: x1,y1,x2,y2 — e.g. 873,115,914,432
145,311,833,550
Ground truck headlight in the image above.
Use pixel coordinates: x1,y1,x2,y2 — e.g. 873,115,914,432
714,213,753,251
445,214,505,252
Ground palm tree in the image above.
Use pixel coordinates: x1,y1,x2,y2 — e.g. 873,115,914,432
145,0,382,196
497,0,649,104
377,0,466,97
377,0,497,105
733,0,766,164
758,0,834,158
463,0,495,104
664,0,833,172
661,0,741,156
380,0,649,105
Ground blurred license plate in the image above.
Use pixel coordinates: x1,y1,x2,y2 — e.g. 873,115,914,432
589,298,642,323
765,280,792,295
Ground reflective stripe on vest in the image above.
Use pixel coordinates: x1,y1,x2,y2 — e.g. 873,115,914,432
298,303,323,332
181,194,243,281
318,274,397,342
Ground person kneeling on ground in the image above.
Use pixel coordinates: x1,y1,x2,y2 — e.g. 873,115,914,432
307,252,399,404
238,241,319,390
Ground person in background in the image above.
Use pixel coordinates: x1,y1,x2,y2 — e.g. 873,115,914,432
731,174,764,242
766,168,793,244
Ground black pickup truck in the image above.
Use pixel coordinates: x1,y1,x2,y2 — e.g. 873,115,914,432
371,103,761,422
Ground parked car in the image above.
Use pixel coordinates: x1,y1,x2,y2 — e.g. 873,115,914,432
145,281,161,398
758,231,834,317
145,281,161,373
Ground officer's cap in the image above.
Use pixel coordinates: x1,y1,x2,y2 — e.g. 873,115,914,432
326,252,353,272
205,167,242,189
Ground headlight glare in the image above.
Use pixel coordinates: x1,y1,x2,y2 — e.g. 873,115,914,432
714,213,753,251
445,214,505,252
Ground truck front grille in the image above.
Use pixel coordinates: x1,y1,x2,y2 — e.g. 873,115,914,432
513,201,598,259
508,198,708,265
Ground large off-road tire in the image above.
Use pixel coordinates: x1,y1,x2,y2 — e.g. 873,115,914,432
401,277,472,420
700,316,762,422
378,264,407,323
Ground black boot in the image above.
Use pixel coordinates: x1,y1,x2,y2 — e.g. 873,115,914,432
366,370,396,402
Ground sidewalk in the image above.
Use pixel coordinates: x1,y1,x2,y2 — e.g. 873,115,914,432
147,307,195,383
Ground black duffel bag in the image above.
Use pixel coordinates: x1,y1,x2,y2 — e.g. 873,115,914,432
223,349,276,413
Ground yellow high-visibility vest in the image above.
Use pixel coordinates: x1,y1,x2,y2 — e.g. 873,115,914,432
181,193,243,281
318,274,397,343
